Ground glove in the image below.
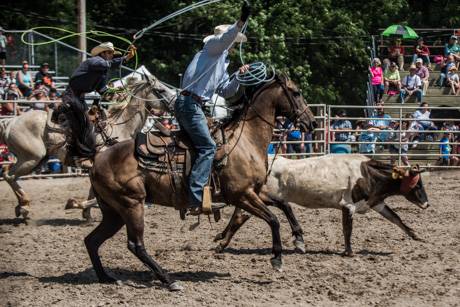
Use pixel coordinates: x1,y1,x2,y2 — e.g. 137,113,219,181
126,45,137,61
240,0,251,22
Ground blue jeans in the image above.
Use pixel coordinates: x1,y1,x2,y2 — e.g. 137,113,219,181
399,88,422,103
175,95,216,207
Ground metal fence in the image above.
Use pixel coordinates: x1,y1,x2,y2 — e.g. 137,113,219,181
1,101,459,181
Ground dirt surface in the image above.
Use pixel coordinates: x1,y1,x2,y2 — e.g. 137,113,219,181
0,172,459,306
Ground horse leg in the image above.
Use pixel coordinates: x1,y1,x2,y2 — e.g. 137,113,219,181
260,192,305,254
82,187,96,222
214,207,251,253
238,190,283,271
124,203,182,291
84,202,125,283
341,206,354,257
4,158,42,220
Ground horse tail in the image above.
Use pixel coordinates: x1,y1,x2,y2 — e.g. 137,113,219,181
0,117,12,144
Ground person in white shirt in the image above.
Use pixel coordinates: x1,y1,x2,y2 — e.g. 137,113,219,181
446,65,460,95
400,65,423,103
413,102,437,142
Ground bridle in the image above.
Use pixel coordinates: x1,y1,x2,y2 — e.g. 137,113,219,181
248,74,311,129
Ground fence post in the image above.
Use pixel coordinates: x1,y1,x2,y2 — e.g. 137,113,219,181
54,43,58,76
327,105,331,154
398,106,402,166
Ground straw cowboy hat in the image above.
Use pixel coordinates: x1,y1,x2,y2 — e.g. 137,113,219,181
203,24,247,44
449,65,458,71
90,42,122,57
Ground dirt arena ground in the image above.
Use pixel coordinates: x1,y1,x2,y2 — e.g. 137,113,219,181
0,172,459,306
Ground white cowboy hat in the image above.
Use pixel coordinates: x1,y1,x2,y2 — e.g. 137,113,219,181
203,24,247,44
90,42,122,57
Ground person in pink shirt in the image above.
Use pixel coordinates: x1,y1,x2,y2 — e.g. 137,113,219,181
369,58,384,103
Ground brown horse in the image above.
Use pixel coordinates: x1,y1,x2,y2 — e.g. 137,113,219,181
86,74,316,291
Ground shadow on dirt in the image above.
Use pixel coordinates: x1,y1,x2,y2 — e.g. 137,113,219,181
38,268,230,285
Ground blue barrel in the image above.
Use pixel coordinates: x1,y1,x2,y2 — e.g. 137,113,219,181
330,144,352,154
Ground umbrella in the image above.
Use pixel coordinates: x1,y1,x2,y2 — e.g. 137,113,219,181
381,25,418,39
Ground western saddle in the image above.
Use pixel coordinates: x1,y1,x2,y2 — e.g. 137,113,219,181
135,120,227,217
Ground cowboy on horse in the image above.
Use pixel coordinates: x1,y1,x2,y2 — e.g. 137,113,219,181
176,0,252,215
62,42,136,165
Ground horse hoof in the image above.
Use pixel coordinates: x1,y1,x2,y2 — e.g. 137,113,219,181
270,258,283,272
213,233,224,242
65,198,79,210
99,275,118,284
168,281,184,292
342,250,354,257
214,244,225,253
15,206,30,220
294,240,306,254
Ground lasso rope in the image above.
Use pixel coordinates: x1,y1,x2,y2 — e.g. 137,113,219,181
20,0,275,107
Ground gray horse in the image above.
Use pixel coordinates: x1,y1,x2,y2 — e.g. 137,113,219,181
0,76,175,220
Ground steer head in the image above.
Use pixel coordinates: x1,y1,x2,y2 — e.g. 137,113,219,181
392,165,429,209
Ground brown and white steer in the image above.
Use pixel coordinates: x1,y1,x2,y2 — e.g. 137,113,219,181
215,154,429,256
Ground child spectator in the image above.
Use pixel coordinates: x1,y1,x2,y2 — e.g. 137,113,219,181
439,131,451,166
1,84,22,116
0,27,6,69
415,58,430,95
16,60,33,97
400,65,423,103
387,38,405,71
446,66,460,95
331,110,352,154
412,37,431,68
369,58,384,103
383,62,401,95
286,122,305,156
444,35,460,62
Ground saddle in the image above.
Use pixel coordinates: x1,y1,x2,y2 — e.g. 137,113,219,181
135,121,228,213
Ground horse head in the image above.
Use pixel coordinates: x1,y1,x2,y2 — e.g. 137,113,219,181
274,74,317,133
139,73,176,115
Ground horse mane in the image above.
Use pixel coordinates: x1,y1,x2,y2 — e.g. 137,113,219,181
107,81,147,119
223,77,279,130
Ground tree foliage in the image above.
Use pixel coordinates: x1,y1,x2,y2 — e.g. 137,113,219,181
0,0,458,105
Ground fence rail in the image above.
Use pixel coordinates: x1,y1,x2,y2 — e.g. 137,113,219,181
1,104,460,181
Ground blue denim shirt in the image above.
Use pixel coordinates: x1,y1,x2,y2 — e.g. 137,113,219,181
182,23,242,101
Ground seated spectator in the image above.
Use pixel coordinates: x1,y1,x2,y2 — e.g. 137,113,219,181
28,88,49,111
389,120,410,166
371,103,392,142
34,63,55,90
286,122,306,156
7,70,16,86
0,68,7,97
1,84,22,116
415,58,430,95
369,58,384,103
383,62,401,95
437,55,457,87
413,102,437,141
444,35,460,62
387,38,405,71
446,66,460,95
412,37,431,68
0,27,6,69
358,122,379,154
16,60,33,97
331,109,352,154
400,65,423,103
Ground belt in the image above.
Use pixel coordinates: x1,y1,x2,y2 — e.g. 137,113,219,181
180,91,204,105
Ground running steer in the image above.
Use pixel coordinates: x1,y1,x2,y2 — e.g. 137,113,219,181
215,155,429,256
